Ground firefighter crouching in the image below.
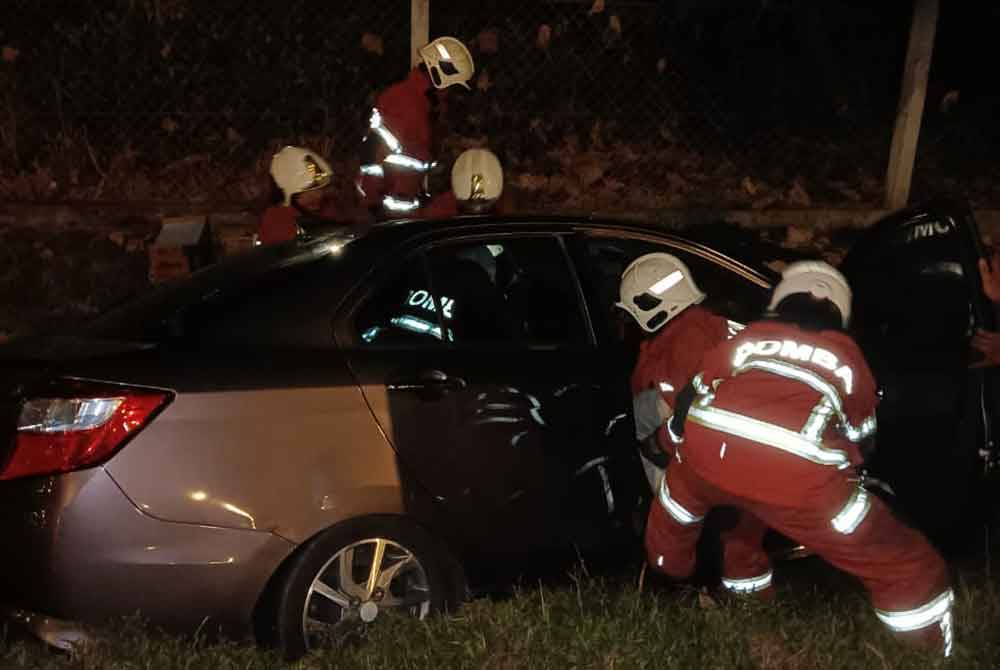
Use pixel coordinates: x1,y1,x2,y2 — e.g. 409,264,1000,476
617,253,739,491
356,36,475,221
646,261,954,656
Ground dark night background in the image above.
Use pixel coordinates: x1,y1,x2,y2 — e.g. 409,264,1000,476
0,1,997,206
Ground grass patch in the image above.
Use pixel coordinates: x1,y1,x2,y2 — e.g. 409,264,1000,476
2,567,998,669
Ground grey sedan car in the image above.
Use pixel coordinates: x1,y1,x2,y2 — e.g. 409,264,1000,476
1,206,994,658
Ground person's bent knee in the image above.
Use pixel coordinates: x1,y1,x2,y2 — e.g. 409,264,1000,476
646,543,696,580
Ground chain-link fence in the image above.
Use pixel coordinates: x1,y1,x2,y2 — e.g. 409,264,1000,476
911,2,1000,208
0,1,996,209
434,0,906,211
0,1,410,203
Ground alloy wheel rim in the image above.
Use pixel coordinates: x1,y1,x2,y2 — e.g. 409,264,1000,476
301,537,431,650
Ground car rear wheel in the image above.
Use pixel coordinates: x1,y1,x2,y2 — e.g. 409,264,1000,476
273,517,451,660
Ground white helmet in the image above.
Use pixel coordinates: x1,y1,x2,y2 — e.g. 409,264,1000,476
616,253,706,333
767,261,852,327
270,146,333,206
419,37,475,90
452,149,503,212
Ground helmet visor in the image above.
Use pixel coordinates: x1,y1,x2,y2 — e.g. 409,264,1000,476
632,292,662,312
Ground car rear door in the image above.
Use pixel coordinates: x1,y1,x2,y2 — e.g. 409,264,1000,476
839,198,996,544
337,229,628,559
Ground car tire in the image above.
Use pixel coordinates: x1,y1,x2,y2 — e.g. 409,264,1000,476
272,516,452,660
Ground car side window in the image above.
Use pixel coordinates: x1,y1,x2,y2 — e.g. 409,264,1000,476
354,254,450,345
572,235,769,345
164,257,342,348
424,236,590,347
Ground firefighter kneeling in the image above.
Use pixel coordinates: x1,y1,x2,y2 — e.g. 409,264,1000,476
646,261,954,657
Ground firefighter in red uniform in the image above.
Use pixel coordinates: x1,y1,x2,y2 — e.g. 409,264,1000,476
646,261,954,656
617,253,738,490
257,146,336,246
356,37,475,221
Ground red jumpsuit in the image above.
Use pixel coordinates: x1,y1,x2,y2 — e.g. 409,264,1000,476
257,199,341,246
645,319,954,655
356,68,458,221
631,305,733,460
257,206,300,246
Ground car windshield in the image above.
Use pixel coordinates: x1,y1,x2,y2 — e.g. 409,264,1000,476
84,233,358,342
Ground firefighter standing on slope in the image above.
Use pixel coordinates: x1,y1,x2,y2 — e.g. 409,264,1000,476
356,36,475,221
646,261,954,656
617,253,740,491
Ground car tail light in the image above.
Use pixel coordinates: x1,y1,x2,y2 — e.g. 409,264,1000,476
1,382,172,481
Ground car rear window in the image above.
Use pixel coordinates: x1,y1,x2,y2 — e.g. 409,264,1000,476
85,234,358,344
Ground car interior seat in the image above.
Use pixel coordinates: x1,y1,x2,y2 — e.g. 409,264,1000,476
431,256,516,342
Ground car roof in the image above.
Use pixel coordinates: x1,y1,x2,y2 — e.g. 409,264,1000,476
308,213,782,283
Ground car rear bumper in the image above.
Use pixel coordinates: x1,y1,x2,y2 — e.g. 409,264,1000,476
4,608,91,651
0,468,295,639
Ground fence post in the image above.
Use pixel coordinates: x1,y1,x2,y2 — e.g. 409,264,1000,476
884,0,939,210
411,0,430,68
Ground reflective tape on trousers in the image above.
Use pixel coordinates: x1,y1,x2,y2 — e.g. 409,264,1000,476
721,570,773,594
874,589,955,633
876,588,956,655
830,485,871,534
658,475,702,525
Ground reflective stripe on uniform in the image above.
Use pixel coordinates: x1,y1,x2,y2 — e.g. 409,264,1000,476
688,404,850,467
875,589,955,657
802,396,836,441
369,108,402,153
942,610,954,657
830,485,871,534
658,475,702,526
384,154,435,172
722,570,773,594
714,356,877,446
692,373,712,395
360,164,384,177
390,315,444,340
736,359,845,415
844,414,877,442
383,195,420,212
875,589,955,632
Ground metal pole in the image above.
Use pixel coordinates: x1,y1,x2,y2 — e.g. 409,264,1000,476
884,0,940,210
411,0,430,68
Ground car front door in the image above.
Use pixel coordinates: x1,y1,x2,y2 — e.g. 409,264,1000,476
566,228,773,508
338,231,623,560
840,198,996,545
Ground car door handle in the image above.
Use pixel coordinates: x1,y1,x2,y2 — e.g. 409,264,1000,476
388,370,467,393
